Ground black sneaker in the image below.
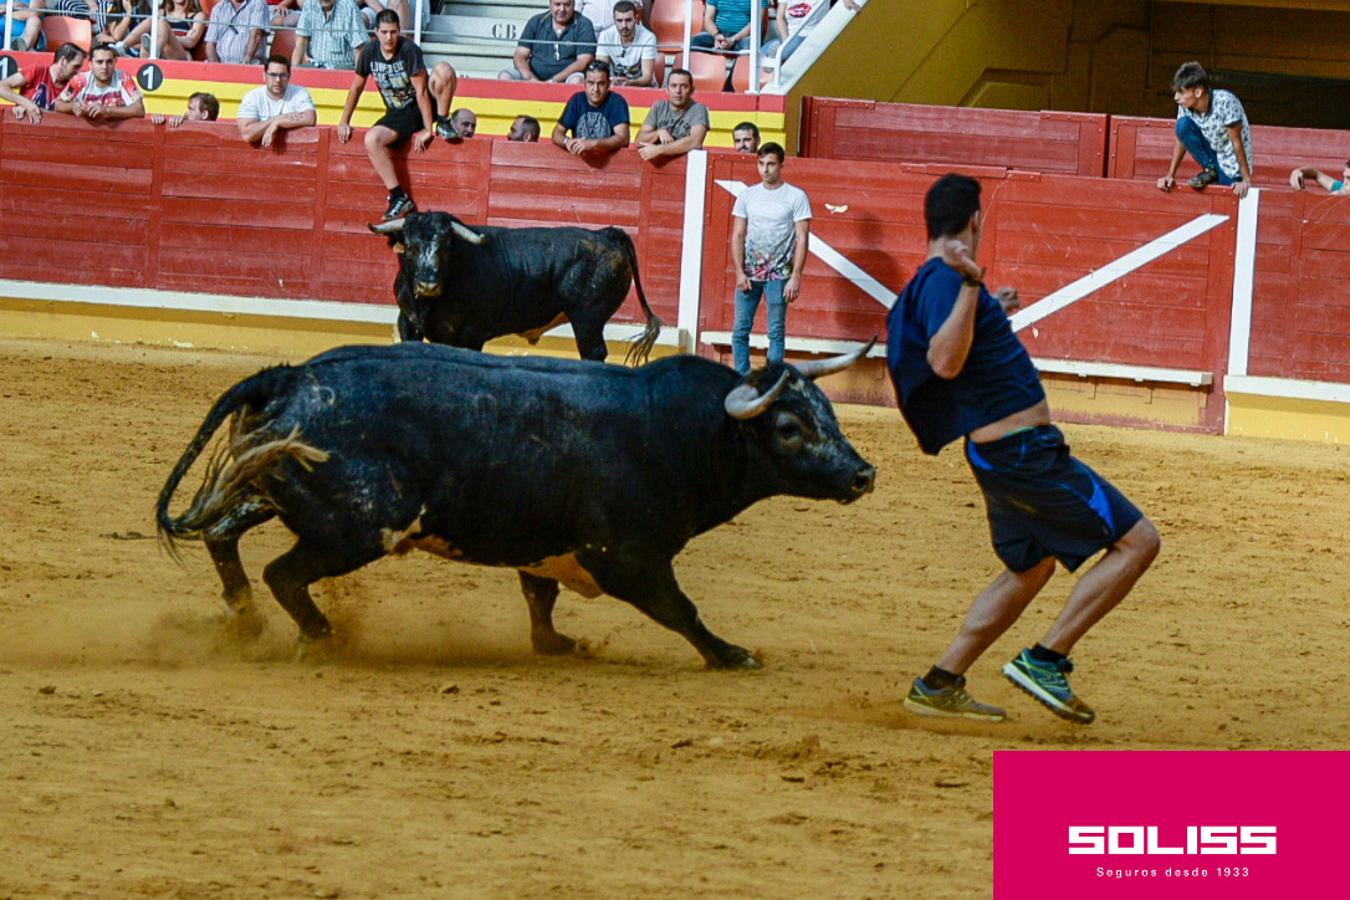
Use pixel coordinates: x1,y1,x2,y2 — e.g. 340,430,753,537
382,193,415,221
11,37,27,52
1187,168,1220,189
433,115,461,143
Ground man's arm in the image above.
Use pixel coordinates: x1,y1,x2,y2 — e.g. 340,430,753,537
784,218,809,302
292,35,310,69
628,56,655,87
336,70,365,141
637,123,706,160
90,98,146,120
513,45,537,80
589,121,629,154
1289,166,1337,192
926,241,983,379
410,70,435,151
0,72,42,122
774,3,788,41
703,4,721,46
242,27,267,64
1157,137,1186,191
551,121,571,150
633,109,659,146
1226,122,1253,197
731,215,750,291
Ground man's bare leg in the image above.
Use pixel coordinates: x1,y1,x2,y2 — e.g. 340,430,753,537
936,557,1056,675
1040,517,1161,652
364,126,401,191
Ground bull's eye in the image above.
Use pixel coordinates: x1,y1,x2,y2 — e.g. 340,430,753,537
775,414,804,449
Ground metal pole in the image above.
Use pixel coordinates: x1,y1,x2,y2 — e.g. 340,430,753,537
4,0,15,56
747,0,759,94
150,0,161,60
680,0,691,71
414,0,424,45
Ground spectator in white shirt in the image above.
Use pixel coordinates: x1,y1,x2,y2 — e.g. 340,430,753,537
596,1,656,87
237,55,317,147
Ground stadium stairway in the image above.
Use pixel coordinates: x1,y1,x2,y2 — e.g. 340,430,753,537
422,0,540,81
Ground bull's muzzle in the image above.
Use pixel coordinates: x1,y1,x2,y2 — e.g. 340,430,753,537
846,464,877,501
415,281,441,298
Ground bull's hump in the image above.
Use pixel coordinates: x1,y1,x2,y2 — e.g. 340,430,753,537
520,554,604,599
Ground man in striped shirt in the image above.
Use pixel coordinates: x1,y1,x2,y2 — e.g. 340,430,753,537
293,0,367,70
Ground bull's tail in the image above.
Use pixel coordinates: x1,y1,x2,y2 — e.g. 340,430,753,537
617,229,664,367
155,367,327,559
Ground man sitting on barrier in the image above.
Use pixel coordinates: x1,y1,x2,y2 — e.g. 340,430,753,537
337,9,460,221
502,0,596,85
151,91,220,127
237,55,316,148
508,114,541,142
55,43,145,121
1290,160,1350,196
1157,61,1254,198
635,68,709,162
551,60,629,160
292,0,367,69
0,42,87,123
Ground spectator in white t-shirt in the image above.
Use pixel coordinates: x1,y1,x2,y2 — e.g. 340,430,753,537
237,55,317,147
730,142,812,374
596,1,656,87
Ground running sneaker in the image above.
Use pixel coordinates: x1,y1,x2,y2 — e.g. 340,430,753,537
433,115,461,143
10,38,27,52
904,675,1007,722
382,193,415,221
1002,649,1096,724
1187,168,1220,189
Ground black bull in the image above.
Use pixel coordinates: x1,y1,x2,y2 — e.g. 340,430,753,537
156,343,877,668
371,212,664,366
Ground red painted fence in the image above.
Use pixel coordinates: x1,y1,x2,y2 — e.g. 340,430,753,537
800,98,1109,177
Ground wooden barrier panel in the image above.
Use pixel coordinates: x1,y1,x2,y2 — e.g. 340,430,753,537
1108,115,1350,189
1249,191,1350,383
800,98,1109,177
0,110,679,328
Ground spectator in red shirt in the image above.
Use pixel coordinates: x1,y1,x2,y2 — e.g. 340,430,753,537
0,43,88,123
55,43,146,121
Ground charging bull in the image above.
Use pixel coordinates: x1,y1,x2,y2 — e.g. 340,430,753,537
370,212,663,366
155,342,876,668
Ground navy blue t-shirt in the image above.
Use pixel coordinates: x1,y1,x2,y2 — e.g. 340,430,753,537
558,90,629,140
886,257,1045,455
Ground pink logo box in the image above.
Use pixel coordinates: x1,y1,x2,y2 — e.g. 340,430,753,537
993,750,1348,898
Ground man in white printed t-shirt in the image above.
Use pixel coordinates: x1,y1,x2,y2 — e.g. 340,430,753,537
730,142,812,375
1157,60,1254,198
237,55,317,148
596,2,656,87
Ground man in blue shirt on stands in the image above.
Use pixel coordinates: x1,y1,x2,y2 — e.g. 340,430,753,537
886,173,1161,725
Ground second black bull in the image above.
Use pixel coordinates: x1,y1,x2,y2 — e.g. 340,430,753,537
370,211,664,365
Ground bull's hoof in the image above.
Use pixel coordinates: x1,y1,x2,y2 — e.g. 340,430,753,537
222,605,264,642
531,630,579,656
707,645,763,671
293,632,335,663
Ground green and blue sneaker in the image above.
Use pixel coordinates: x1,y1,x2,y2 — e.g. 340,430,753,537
904,675,1007,722
1002,649,1096,724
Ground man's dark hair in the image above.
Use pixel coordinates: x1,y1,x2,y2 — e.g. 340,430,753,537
374,8,400,27
612,0,637,14
266,54,291,72
733,120,759,140
1171,61,1210,93
585,60,611,76
667,67,693,85
53,42,87,65
924,173,981,240
91,42,118,60
190,91,220,120
516,115,540,140
757,141,785,163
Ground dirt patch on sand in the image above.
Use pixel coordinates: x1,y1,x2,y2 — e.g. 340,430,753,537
1,338,1346,897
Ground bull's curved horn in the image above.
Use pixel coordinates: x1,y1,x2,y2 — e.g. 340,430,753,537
451,221,486,245
795,337,878,381
724,371,791,421
369,218,406,234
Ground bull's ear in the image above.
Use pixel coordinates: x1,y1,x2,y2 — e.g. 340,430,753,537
391,242,406,255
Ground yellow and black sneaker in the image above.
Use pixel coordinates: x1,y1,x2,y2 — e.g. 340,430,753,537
904,675,1007,722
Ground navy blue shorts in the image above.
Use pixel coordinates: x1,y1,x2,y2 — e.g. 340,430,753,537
964,425,1143,573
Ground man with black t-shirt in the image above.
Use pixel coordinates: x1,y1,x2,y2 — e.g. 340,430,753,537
337,9,461,220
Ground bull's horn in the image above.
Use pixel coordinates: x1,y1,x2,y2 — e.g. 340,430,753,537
451,221,486,245
795,337,878,381
369,218,406,234
724,371,791,420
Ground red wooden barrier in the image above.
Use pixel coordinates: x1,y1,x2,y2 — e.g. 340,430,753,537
800,98,1109,177
1108,115,1350,190
0,110,681,328
1248,191,1350,383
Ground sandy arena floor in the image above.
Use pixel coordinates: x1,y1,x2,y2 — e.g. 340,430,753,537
0,338,1347,898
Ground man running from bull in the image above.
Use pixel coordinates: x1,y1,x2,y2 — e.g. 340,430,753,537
887,173,1161,724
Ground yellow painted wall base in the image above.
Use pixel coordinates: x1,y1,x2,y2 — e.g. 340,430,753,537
1040,373,1212,430
0,298,677,365
1226,393,1350,444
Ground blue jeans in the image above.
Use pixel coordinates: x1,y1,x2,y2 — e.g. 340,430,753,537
1175,117,1237,185
732,279,786,375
